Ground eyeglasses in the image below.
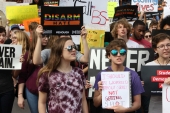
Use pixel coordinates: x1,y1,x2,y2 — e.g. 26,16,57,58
145,35,151,38
42,35,50,38
65,45,77,52
111,49,126,56
157,43,170,49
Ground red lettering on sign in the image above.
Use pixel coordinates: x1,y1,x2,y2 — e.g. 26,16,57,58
166,87,170,102
136,3,154,12
157,70,170,76
151,76,168,82
91,10,108,25
158,83,163,88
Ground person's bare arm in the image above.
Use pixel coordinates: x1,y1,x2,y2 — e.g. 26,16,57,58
82,66,88,74
38,91,47,113
33,25,43,65
79,26,89,63
18,83,25,109
93,90,102,107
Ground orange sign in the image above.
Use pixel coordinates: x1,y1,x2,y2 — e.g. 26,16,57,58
23,18,40,31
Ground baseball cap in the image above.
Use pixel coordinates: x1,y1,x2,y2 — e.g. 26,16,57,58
10,24,20,31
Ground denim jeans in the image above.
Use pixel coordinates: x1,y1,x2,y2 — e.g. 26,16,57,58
0,89,15,113
25,87,38,113
136,95,151,113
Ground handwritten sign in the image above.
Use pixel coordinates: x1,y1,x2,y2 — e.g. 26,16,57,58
59,0,109,31
87,48,154,98
163,7,170,18
0,44,22,70
80,29,105,53
101,72,131,108
6,5,38,25
131,0,158,12
107,2,118,18
23,18,40,31
163,84,170,113
41,6,83,35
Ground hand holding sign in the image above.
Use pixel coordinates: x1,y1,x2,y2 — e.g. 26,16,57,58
107,105,127,113
81,26,87,39
36,25,43,37
98,81,103,94
164,77,170,85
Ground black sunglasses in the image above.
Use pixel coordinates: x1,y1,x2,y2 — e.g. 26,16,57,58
65,45,77,52
111,49,126,56
145,35,151,38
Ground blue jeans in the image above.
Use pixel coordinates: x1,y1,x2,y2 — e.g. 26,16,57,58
25,88,38,113
0,89,15,113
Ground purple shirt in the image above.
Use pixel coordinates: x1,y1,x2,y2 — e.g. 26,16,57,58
94,67,145,97
38,67,86,113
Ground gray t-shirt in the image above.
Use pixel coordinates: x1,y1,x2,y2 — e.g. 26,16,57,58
41,49,83,65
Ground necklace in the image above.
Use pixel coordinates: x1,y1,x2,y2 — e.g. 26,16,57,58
157,59,170,65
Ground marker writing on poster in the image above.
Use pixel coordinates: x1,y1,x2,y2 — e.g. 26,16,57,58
73,0,93,16
166,87,170,102
0,46,15,68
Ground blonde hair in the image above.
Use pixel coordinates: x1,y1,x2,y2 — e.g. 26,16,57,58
111,18,131,39
14,31,30,55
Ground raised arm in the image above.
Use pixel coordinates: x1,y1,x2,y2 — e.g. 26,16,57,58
79,26,89,63
33,25,43,65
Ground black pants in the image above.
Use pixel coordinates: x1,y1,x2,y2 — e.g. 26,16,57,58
0,90,15,113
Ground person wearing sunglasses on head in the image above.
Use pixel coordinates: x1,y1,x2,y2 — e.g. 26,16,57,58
37,37,88,113
33,26,89,66
144,31,152,43
146,33,170,113
93,39,144,113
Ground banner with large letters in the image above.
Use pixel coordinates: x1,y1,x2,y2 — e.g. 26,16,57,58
141,66,170,95
0,44,22,70
41,6,83,35
87,48,155,98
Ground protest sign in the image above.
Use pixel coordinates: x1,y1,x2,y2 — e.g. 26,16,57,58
101,72,131,108
6,5,38,25
43,0,59,6
41,6,83,35
163,7,170,18
107,2,118,18
80,29,105,53
113,5,138,22
23,17,40,31
141,66,170,95
152,30,170,36
87,48,154,98
59,0,109,31
163,84,170,113
131,0,158,12
0,44,22,70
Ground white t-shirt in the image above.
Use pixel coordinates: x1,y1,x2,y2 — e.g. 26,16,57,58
126,40,144,48
146,61,170,65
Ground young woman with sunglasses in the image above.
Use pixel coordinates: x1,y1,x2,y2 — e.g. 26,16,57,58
144,31,152,43
33,26,89,66
146,33,170,113
37,37,88,113
93,39,144,113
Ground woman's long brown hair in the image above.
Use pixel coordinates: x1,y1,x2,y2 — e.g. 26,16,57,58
37,38,72,81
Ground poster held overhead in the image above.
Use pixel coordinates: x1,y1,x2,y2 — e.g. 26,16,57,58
41,6,83,35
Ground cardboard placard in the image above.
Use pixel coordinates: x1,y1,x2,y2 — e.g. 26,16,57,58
6,5,38,25
23,17,40,31
141,66,170,95
0,44,22,70
113,5,138,22
41,6,83,35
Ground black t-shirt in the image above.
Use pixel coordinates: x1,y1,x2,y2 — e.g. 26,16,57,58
0,70,13,94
